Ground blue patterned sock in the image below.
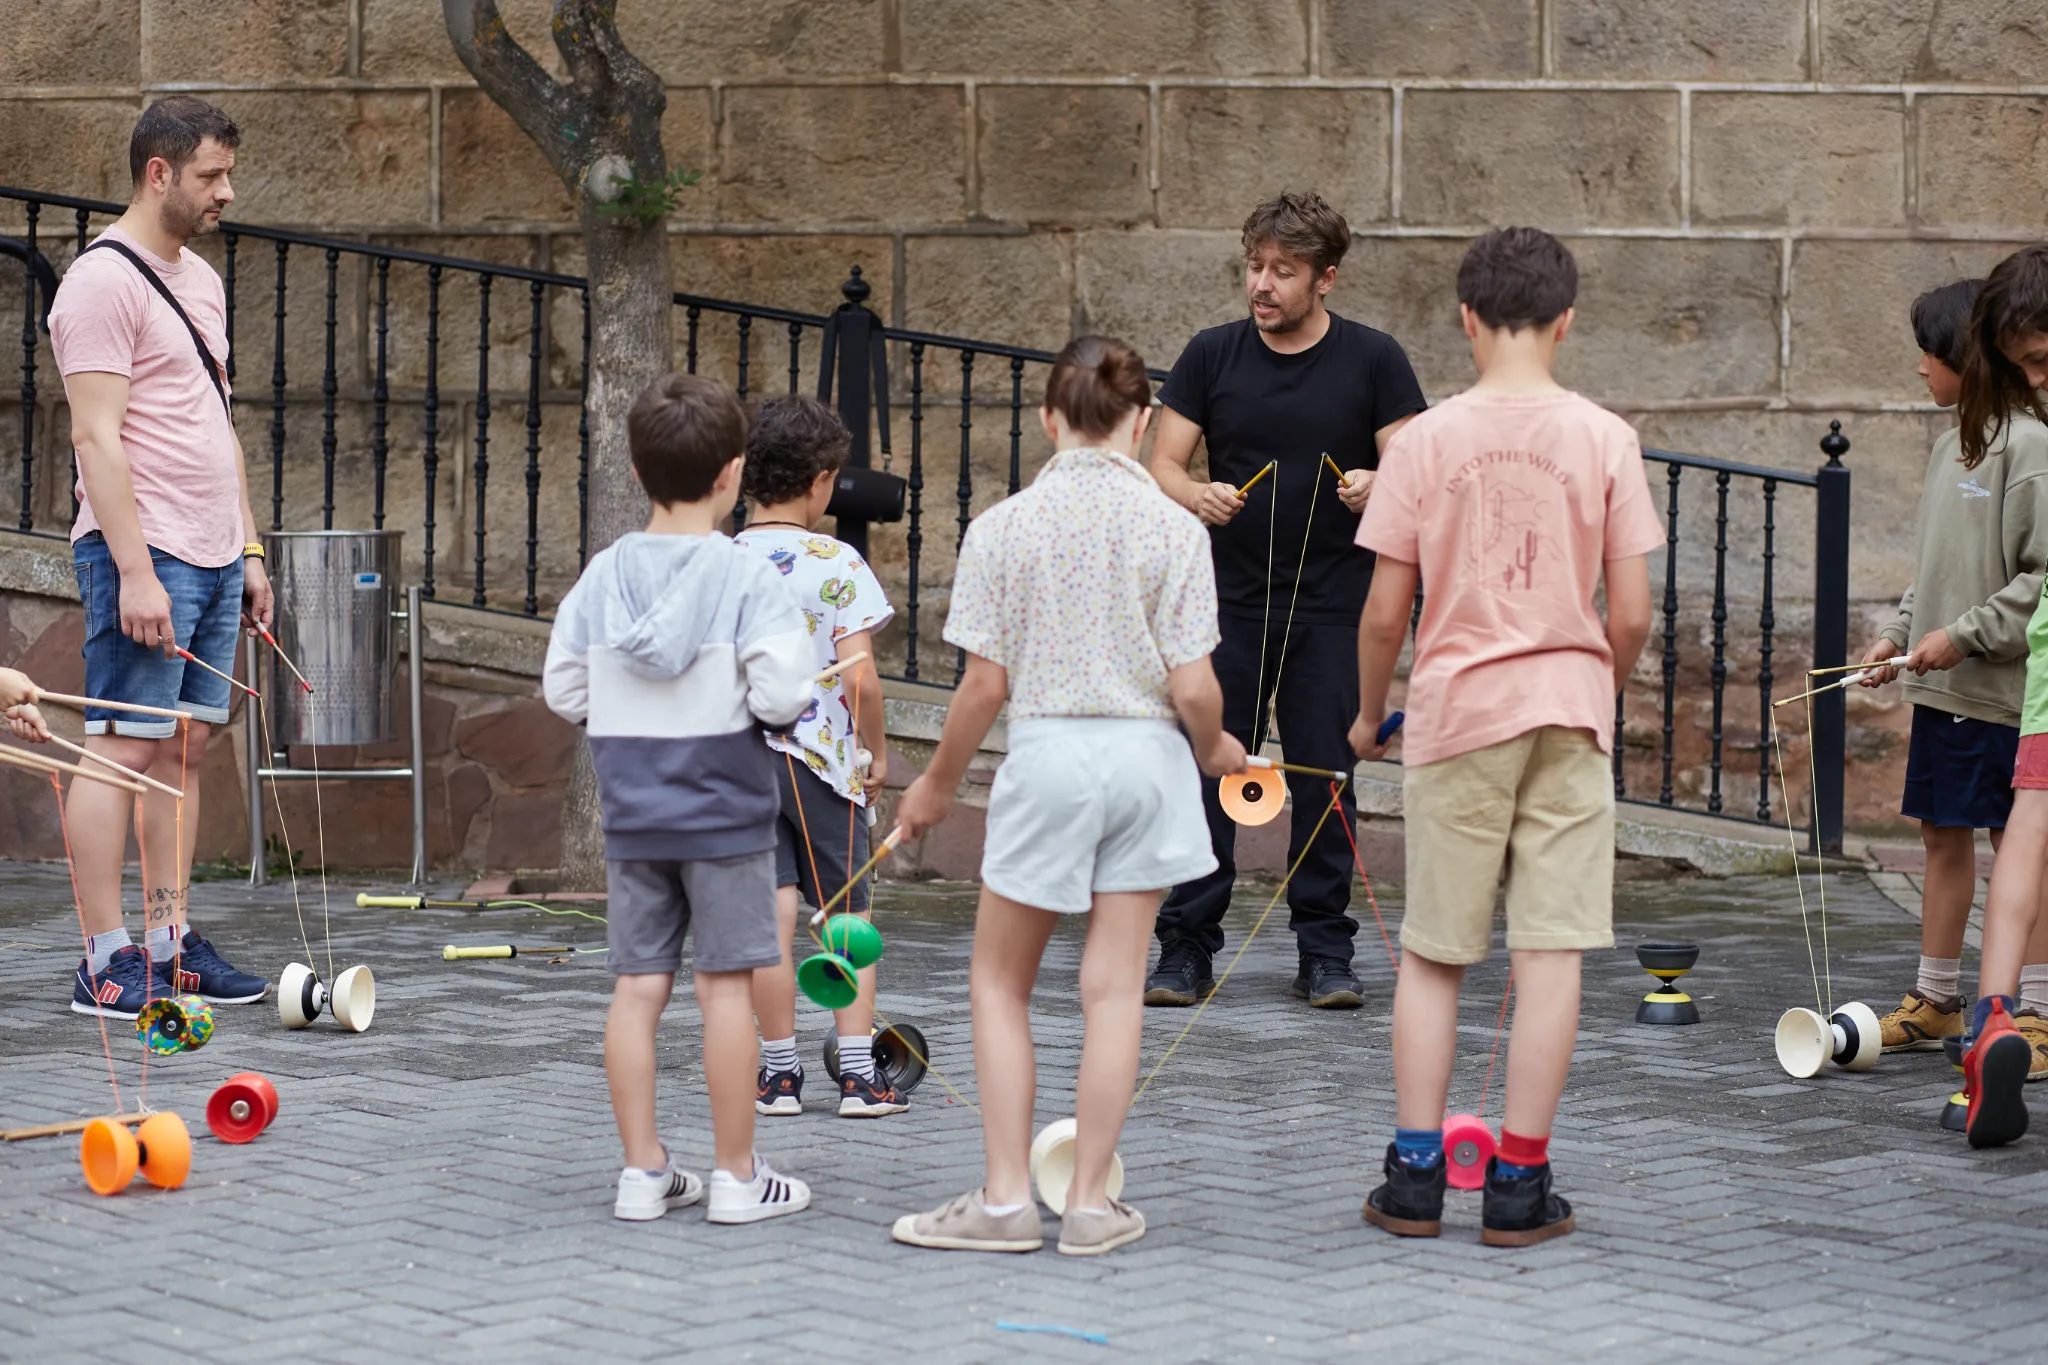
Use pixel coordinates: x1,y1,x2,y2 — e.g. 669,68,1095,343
1493,1159,1544,1180
1393,1127,1443,1169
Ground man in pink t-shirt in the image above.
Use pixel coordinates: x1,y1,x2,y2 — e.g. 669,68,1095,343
37,97,275,1020
1346,228,1659,1249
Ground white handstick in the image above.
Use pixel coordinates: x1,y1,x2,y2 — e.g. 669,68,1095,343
0,744,148,794
35,691,196,721
815,651,871,684
809,826,905,928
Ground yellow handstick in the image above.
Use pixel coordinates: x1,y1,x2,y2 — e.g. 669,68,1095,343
441,944,571,960
1235,461,1275,498
1322,453,1352,485
808,826,906,928
358,893,428,909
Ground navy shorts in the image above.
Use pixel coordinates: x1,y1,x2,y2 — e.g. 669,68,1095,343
772,759,872,916
74,532,243,739
1901,704,2020,830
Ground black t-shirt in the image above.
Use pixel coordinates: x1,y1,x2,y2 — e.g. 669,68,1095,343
1159,313,1427,624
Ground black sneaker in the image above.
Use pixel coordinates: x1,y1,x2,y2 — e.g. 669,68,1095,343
1144,939,1215,1007
838,1066,910,1118
1362,1142,1445,1238
756,1066,804,1116
1480,1158,1575,1247
155,933,269,1004
70,945,153,1020
1293,954,1363,1009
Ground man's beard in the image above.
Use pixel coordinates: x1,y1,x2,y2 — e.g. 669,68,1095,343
159,190,218,240
1249,294,1311,334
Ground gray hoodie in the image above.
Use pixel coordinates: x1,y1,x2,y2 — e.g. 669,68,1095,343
543,532,813,860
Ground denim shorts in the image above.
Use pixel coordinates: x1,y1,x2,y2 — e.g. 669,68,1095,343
74,532,244,738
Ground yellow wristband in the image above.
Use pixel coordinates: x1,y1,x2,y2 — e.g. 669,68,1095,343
243,542,265,559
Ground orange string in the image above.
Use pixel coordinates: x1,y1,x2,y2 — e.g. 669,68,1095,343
1329,778,1398,971
52,771,123,1112
1476,971,1515,1120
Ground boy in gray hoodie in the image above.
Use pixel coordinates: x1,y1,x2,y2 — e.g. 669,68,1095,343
544,373,816,1224
1859,281,2048,1074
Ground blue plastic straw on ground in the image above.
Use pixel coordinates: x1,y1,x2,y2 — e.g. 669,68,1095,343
996,1321,1109,1346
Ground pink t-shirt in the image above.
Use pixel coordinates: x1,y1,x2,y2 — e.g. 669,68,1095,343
1358,390,1665,767
49,226,243,569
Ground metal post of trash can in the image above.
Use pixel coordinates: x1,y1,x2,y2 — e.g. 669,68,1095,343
245,633,266,888
403,585,426,886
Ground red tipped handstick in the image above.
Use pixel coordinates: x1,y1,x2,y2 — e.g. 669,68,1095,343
256,626,314,694
175,646,260,699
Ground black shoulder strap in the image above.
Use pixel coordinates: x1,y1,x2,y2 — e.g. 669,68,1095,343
80,237,230,419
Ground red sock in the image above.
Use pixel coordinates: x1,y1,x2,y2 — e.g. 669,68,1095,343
1497,1129,1550,1168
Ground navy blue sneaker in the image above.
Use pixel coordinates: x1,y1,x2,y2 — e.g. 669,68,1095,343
71,945,153,1019
155,933,269,1004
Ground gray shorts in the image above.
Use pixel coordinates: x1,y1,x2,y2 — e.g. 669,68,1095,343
774,760,873,916
605,851,783,975
982,717,1218,914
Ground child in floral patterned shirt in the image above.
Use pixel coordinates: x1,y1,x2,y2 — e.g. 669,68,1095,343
734,396,905,1120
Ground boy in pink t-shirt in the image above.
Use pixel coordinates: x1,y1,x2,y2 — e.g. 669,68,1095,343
1348,228,1660,1247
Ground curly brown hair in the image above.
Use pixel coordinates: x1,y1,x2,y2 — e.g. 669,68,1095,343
743,395,851,506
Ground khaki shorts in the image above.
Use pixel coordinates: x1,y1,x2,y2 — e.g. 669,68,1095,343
1400,726,1615,965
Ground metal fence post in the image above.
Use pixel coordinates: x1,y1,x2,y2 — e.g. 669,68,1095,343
820,267,878,557
1811,421,1852,855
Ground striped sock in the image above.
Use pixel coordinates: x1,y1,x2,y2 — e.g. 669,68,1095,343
87,928,131,974
761,1036,799,1076
143,924,182,959
838,1034,876,1083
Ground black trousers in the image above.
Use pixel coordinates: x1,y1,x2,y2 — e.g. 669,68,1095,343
1155,611,1360,962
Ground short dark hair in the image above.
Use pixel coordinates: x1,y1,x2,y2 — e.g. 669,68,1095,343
1912,279,1982,375
627,373,748,506
1456,227,1578,332
1044,335,1151,440
1960,245,2048,469
743,395,850,505
130,96,240,186
1242,192,1351,275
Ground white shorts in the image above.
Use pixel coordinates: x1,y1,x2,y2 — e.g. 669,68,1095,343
981,718,1218,913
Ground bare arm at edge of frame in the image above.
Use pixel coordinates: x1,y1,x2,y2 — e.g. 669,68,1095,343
1149,406,1246,527
836,627,888,788
891,652,1008,838
64,370,175,657
1603,553,1653,696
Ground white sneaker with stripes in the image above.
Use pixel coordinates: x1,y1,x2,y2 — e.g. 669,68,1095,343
613,1156,704,1222
706,1156,811,1224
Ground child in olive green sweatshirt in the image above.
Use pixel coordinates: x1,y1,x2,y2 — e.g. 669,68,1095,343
1859,278,2048,1077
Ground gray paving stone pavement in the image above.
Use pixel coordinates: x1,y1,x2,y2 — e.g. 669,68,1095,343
3,856,2047,1363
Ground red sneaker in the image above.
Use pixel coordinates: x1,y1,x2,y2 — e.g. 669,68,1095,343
1965,999,2031,1149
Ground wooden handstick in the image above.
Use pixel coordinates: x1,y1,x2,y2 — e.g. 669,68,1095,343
0,744,147,793
35,692,195,721
815,651,871,684
256,625,315,694
809,826,905,928
174,646,259,699
1772,669,1877,708
2,1112,152,1141
1244,754,1351,782
1322,452,1353,485
1235,461,1275,498
42,734,183,799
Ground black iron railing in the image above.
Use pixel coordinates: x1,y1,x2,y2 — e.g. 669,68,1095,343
2,184,1852,849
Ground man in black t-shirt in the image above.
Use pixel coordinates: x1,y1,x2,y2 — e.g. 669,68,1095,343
1147,191,1427,1010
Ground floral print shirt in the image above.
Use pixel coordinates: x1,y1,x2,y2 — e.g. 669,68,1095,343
734,526,893,803
945,446,1218,720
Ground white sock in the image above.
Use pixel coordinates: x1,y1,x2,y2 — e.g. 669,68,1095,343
837,1034,875,1083
86,927,131,974
143,924,183,959
979,1197,1027,1216
761,1036,799,1075
2020,965,2048,1015
1917,955,1962,1002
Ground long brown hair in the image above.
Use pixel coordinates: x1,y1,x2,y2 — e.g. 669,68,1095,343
1044,335,1150,440
1959,245,2048,468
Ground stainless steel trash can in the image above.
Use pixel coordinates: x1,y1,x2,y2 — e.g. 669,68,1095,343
264,530,403,745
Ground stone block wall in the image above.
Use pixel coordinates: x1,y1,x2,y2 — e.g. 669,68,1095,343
7,0,2048,835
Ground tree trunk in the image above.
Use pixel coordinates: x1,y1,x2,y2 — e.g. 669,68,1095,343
556,212,671,889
